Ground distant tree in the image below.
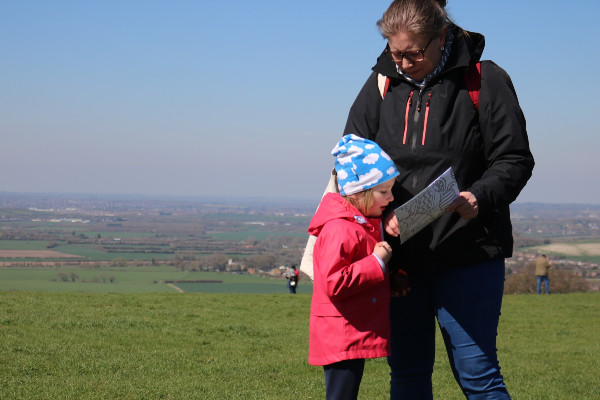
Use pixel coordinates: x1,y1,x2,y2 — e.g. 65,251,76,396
204,253,228,270
111,257,128,267
244,253,277,270
57,272,69,282
174,256,187,271
245,237,258,247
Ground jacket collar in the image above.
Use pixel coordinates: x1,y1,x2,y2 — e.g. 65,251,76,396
372,25,485,82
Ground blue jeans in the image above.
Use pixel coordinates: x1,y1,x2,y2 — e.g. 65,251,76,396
536,275,550,294
388,259,511,400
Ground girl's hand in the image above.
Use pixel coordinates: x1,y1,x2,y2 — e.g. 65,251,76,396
373,241,392,264
383,212,400,237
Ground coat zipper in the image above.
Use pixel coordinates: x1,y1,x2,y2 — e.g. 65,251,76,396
402,90,414,145
408,89,432,189
422,93,432,145
411,90,424,151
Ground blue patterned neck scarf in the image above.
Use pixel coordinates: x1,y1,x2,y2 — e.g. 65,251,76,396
396,30,454,89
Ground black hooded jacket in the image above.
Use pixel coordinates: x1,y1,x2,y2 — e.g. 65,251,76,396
344,26,534,272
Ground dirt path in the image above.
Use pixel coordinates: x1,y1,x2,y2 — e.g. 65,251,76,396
167,283,184,293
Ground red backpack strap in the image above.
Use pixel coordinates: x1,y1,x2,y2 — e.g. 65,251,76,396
464,61,481,111
377,73,391,99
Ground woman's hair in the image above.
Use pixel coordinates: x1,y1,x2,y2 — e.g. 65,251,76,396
344,189,374,216
377,0,452,39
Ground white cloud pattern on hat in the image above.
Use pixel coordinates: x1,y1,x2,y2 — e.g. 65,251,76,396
332,134,400,196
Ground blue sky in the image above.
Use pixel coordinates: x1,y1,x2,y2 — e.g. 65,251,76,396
2,1,598,204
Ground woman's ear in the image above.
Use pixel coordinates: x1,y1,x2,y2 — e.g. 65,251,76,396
439,27,447,49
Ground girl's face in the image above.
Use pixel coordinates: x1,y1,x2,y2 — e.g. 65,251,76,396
364,179,395,217
387,30,445,81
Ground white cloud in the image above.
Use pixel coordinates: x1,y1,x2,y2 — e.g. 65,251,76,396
348,145,364,157
362,153,379,165
358,168,384,187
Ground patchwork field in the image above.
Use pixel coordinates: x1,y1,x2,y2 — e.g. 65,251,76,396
0,250,80,258
532,242,600,257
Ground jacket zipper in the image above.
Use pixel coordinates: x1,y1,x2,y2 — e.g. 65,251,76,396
411,90,424,151
422,93,432,145
408,90,432,189
402,90,414,145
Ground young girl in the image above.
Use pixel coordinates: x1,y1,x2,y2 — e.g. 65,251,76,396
308,134,403,400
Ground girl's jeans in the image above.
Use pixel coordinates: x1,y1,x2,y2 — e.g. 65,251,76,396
388,259,511,400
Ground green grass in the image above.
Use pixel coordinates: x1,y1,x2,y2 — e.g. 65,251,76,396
0,267,312,294
175,280,311,294
0,240,49,250
207,230,308,241
0,242,176,263
51,244,174,261
84,231,156,238
0,291,598,399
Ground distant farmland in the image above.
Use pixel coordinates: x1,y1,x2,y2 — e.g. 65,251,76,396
0,250,80,258
533,242,600,256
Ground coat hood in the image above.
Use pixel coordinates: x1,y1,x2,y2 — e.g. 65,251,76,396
308,193,378,237
372,25,485,79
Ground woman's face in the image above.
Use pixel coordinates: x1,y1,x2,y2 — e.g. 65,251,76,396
387,30,445,81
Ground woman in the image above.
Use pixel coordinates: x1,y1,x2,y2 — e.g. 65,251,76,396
343,1,534,399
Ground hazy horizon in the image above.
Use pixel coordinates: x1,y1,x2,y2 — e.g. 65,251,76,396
2,190,600,207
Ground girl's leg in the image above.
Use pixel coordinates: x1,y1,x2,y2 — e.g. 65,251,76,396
435,259,511,400
323,359,365,400
388,275,436,400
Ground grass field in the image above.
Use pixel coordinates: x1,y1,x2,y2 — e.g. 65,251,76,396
0,266,313,294
0,240,49,250
0,291,598,399
207,230,307,241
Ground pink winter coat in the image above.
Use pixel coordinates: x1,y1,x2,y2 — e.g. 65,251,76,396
308,192,391,366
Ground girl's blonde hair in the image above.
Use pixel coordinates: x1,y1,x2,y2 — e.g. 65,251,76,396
344,188,374,216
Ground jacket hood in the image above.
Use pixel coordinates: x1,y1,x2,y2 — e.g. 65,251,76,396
308,193,377,237
372,24,485,79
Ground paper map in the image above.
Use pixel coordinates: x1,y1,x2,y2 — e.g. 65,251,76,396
394,167,459,244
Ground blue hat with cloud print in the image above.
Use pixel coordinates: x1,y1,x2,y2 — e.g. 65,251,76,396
332,134,399,196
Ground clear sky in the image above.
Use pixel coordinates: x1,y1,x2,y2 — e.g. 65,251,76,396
2,1,599,204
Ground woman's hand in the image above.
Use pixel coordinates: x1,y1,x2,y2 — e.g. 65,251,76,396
383,212,400,237
447,191,479,219
390,270,410,297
